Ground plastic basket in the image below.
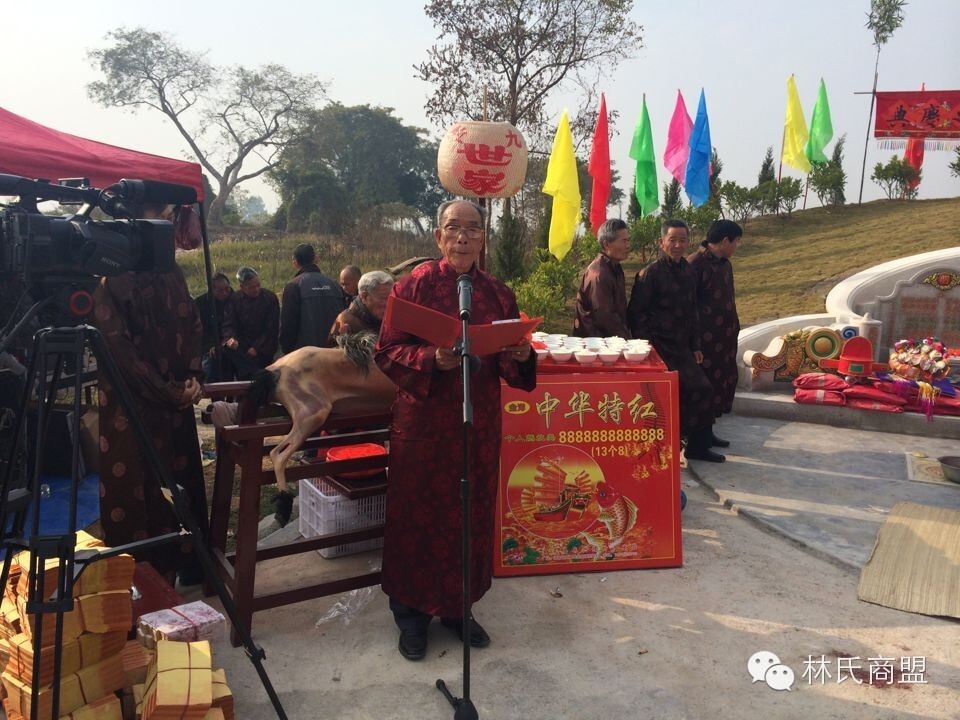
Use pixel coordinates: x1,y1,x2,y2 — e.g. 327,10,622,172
298,478,385,558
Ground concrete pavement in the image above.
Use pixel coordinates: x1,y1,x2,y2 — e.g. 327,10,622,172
199,412,960,720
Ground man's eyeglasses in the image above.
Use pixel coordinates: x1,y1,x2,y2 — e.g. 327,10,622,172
442,224,483,239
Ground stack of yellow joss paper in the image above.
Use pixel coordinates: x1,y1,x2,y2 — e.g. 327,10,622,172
0,531,135,720
134,640,234,720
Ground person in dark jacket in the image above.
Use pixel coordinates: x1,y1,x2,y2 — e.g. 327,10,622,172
194,272,233,382
330,270,394,339
687,219,742,449
279,244,347,353
572,218,631,338
220,266,280,379
627,219,723,463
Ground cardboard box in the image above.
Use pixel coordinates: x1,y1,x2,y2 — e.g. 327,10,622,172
1,652,125,719
141,640,212,720
18,590,132,641
495,373,683,577
121,640,155,691
210,669,233,720
4,630,126,687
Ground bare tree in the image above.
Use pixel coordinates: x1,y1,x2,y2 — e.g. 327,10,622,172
416,0,642,154
87,28,326,224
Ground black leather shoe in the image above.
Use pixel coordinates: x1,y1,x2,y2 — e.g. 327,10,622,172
711,433,730,448
398,628,428,660
440,616,491,648
685,447,726,463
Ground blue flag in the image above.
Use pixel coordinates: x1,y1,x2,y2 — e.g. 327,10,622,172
684,89,712,207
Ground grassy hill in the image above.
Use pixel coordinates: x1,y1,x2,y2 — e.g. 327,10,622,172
180,198,960,327
621,197,960,326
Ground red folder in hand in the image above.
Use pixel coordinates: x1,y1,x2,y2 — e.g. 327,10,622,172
383,295,541,357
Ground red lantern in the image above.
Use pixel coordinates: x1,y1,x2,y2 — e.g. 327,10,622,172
437,121,528,199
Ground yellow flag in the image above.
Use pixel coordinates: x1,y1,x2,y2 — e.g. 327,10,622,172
782,75,811,173
542,110,581,260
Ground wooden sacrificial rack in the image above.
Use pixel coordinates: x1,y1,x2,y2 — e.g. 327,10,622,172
204,381,389,646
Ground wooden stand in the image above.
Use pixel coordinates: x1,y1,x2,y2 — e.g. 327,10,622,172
204,382,389,646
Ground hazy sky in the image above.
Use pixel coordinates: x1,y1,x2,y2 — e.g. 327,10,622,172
5,1,959,212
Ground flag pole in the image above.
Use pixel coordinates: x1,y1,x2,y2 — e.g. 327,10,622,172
776,125,786,216
802,173,810,210
857,49,881,204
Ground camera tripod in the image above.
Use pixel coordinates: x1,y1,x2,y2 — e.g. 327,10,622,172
0,324,287,720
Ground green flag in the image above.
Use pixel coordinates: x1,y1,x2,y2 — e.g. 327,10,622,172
629,96,658,217
804,78,833,165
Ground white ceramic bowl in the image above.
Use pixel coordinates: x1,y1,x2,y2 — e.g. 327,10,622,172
623,349,650,362
550,349,573,362
535,347,550,360
598,349,621,364
574,350,598,364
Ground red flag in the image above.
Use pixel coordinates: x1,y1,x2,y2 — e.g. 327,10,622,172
588,93,611,236
903,83,925,189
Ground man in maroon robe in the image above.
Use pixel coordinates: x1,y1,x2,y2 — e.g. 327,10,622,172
375,200,536,660
687,220,742,448
572,218,631,338
93,264,209,582
627,219,723,463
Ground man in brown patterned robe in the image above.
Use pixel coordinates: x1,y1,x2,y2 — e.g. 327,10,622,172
93,263,209,582
687,220,742,448
627,219,724,463
375,200,536,660
572,218,630,338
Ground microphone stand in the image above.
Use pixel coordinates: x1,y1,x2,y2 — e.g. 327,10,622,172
436,274,479,720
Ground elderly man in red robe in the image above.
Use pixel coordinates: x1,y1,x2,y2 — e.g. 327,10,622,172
375,199,536,661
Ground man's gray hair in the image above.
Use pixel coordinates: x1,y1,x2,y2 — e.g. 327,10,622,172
597,218,629,251
660,218,690,237
436,199,486,228
358,270,394,295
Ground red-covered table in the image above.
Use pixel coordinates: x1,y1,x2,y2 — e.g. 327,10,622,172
495,353,682,576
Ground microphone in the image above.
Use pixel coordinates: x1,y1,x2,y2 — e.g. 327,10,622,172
457,273,473,320
117,179,198,206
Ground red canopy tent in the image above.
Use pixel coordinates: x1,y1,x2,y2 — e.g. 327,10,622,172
0,106,219,359
0,106,204,199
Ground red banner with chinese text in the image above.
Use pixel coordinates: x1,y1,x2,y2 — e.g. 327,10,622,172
495,372,682,577
874,90,960,139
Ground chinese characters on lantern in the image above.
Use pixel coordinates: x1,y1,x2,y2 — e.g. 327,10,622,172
437,121,528,198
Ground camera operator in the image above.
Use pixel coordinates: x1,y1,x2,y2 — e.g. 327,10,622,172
91,203,208,586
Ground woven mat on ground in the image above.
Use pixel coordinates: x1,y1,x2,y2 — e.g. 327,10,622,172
904,453,953,486
858,501,960,619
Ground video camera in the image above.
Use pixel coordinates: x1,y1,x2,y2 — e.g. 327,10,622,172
0,173,197,286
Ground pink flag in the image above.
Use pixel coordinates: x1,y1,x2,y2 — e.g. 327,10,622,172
663,90,693,185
